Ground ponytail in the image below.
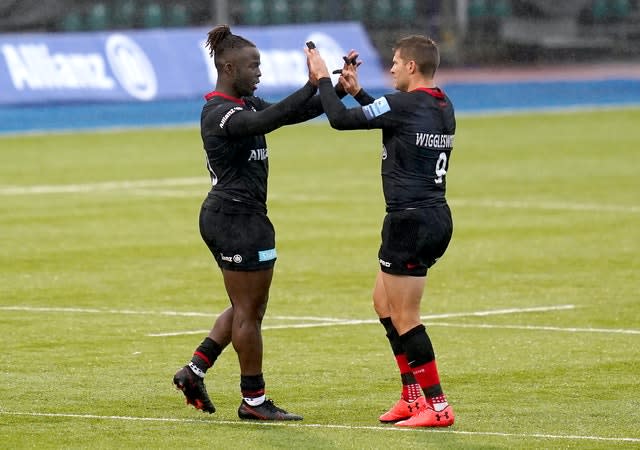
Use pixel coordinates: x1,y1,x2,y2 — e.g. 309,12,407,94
206,24,233,57
205,24,256,63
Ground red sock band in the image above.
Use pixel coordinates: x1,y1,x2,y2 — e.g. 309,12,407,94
396,354,422,401
411,360,441,389
193,351,211,367
395,354,412,374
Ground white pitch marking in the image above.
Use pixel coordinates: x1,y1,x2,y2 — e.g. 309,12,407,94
147,321,373,337
145,305,578,337
1,304,588,337
451,198,640,214
129,188,199,198
0,121,198,138
429,322,640,335
0,305,214,317
6,303,635,337
0,177,204,195
0,177,638,214
0,411,638,443
0,306,350,322
425,304,576,318
148,321,640,338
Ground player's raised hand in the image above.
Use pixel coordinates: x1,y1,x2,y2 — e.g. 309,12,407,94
338,50,362,96
342,50,362,70
304,45,330,84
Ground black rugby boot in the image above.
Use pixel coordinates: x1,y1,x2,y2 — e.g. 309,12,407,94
238,399,302,421
173,365,215,413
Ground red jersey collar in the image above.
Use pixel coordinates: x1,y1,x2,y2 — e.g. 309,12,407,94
204,91,246,105
412,87,445,99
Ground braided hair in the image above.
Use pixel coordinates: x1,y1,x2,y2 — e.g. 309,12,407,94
206,25,256,70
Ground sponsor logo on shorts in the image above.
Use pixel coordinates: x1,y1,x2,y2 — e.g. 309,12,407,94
258,248,277,262
379,258,392,268
220,253,243,263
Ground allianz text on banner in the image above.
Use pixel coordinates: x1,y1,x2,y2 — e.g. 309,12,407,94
0,23,387,106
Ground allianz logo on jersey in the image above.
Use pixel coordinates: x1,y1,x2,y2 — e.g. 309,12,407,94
1,34,157,101
248,148,268,161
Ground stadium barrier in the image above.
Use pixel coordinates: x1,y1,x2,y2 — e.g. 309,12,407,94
0,22,387,106
2,22,640,134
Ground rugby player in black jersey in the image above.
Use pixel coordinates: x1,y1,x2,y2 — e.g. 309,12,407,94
306,36,456,427
172,25,356,421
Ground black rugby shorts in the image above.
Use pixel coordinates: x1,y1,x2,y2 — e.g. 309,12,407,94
378,205,453,277
199,197,277,271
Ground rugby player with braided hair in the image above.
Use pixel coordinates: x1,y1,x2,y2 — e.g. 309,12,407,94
173,25,355,421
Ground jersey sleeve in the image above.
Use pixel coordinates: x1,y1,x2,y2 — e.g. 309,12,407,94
256,84,349,125
206,82,317,137
317,78,399,130
282,83,350,125
353,88,375,106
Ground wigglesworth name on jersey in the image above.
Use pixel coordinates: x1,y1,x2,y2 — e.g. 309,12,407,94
415,133,455,149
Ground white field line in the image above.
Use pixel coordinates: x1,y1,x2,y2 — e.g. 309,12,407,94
0,304,574,318
0,177,638,214
147,305,579,336
129,188,199,198
0,177,204,195
0,411,638,443
0,304,579,336
428,322,640,335
146,305,581,337
0,121,199,138
0,305,345,322
148,321,640,338
0,305,215,317
452,198,640,214
6,303,638,337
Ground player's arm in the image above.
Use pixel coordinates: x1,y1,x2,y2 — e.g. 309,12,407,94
316,78,397,130
216,82,317,136
280,84,349,125
281,50,362,125
352,88,376,106
338,54,375,106
306,46,390,130
253,85,348,125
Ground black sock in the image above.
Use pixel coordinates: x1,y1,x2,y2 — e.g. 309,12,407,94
380,317,404,355
190,337,223,373
400,325,443,398
241,373,266,404
380,317,420,400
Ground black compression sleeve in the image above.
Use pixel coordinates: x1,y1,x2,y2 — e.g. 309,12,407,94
317,77,369,130
284,84,348,125
225,81,317,136
354,88,375,106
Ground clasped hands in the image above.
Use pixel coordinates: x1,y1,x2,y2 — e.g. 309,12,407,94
305,46,362,96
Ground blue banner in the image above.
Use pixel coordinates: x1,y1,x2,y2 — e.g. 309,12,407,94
0,22,387,106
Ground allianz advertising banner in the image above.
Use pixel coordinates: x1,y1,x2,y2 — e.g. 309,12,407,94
0,22,387,106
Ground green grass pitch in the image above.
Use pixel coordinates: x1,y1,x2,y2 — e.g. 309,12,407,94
1,108,639,448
